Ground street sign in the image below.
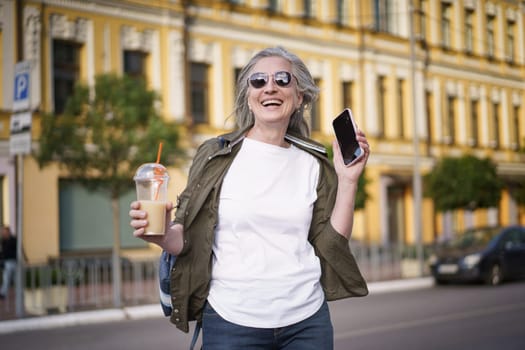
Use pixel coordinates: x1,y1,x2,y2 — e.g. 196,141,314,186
13,61,31,112
10,112,32,156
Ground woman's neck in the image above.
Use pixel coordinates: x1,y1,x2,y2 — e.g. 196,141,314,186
246,124,290,148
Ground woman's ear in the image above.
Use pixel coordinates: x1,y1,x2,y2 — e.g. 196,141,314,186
296,92,304,108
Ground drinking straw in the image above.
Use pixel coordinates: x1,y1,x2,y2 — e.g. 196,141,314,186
156,142,163,163
154,142,164,200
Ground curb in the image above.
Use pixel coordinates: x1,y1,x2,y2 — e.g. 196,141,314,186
367,277,434,294
0,277,434,334
0,305,161,335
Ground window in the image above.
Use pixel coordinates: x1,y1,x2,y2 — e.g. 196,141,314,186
446,96,456,144
59,180,144,252
53,40,81,114
425,91,433,143
470,100,479,147
465,9,474,54
487,15,495,59
310,78,321,132
123,50,146,78
342,81,353,110
304,0,316,19
441,2,452,49
377,76,386,138
418,0,427,41
336,0,350,26
190,63,209,125
506,20,515,63
512,105,520,149
492,102,500,148
374,0,395,33
397,79,405,139
268,0,282,13
233,67,242,96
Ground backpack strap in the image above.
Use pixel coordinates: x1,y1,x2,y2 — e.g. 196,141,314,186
159,250,176,316
189,321,202,350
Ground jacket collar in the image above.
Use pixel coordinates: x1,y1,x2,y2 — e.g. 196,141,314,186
218,124,327,155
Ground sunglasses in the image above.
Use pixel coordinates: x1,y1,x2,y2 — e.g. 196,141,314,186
248,71,293,89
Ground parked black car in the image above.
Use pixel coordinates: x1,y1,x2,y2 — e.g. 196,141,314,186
429,226,525,286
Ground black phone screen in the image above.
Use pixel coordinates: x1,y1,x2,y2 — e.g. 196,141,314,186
332,109,363,166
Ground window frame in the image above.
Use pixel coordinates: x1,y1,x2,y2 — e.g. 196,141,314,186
441,2,452,50
190,62,210,125
465,9,474,54
52,39,81,114
486,15,495,59
506,20,515,63
123,50,147,79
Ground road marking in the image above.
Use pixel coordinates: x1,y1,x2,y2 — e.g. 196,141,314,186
335,301,525,339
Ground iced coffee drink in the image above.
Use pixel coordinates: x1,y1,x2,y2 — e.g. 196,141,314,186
133,163,170,235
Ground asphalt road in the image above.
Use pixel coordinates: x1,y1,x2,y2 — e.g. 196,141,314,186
1,280,524,350
331,280,525,349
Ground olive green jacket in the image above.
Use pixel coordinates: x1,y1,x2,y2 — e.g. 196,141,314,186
170,126,368,333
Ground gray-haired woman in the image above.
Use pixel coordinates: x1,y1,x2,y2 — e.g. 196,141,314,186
130,46,370,349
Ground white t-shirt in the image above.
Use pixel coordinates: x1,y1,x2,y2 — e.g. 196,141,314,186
207,137,325,328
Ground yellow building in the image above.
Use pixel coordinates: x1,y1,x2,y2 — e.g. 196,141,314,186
0,0,524,263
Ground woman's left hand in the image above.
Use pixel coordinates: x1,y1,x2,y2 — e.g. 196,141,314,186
332,129,370,184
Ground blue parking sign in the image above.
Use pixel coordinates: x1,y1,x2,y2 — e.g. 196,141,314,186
13,61,31,111
15,73,29,100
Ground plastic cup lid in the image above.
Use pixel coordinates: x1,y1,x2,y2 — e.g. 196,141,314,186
133,163,169,181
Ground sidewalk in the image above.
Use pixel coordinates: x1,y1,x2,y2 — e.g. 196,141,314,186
0,277,433,335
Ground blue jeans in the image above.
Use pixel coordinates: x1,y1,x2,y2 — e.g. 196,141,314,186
202,300,333,350
1,259,16,296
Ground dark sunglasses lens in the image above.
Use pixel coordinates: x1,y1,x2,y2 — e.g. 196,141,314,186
249,74,268,88
274,71,291,87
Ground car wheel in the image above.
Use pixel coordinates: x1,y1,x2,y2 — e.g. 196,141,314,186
484,263,503,286
434,277,448,285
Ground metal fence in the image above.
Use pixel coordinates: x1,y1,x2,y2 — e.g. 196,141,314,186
1,243,432,321
1,256,159,320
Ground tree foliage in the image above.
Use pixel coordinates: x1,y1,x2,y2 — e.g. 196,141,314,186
35,73,184,306
326,144,370,210
424,155,503,212
36,73,183,196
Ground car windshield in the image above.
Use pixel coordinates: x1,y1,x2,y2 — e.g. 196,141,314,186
446,227,501,249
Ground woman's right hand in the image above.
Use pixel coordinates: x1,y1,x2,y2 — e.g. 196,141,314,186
129,201,184,254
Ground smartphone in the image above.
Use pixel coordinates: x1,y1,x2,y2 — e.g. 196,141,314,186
332,108,364,166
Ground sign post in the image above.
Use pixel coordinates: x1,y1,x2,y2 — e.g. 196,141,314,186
11,61,32,317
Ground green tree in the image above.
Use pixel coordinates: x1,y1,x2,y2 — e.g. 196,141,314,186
424,155,503,212
35,73,183,307
326,144,370,210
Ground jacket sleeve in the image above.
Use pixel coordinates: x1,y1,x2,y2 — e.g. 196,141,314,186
173,138,218,227
309,162,369,300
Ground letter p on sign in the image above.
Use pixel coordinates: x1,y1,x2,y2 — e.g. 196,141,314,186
13,61,31,111
15,73,29,101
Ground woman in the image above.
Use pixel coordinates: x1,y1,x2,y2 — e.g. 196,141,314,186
130,46,370,349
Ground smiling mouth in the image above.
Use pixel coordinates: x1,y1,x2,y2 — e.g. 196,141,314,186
261,99,282,107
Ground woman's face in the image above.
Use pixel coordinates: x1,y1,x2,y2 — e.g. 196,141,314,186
247,56,303,128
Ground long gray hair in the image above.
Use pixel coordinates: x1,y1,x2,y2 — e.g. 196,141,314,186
233,47,319,137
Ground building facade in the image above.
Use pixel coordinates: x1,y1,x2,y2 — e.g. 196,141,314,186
0,0,524,263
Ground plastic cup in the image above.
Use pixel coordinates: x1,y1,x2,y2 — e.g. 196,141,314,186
133,163,170,235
